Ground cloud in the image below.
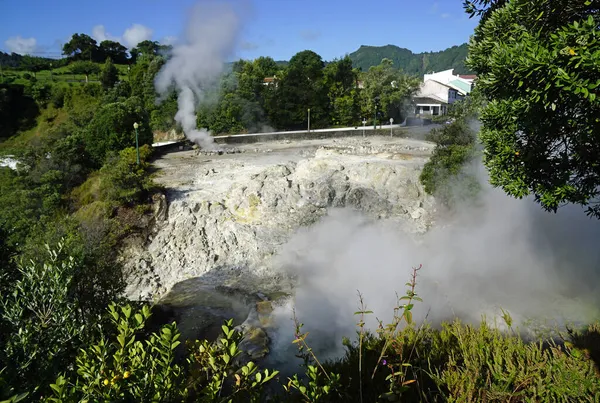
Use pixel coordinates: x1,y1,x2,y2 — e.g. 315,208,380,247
441,13,452,19
4,36,37,55
299,29,321,41
161,35,178,46
89,23,154,49
240,40,259,50
91,25,120,43
123,24,153,48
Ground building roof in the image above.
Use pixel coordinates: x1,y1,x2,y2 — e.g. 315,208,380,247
448,79,472,95
459,74,477,80
263,77,276,83
413,95,448,105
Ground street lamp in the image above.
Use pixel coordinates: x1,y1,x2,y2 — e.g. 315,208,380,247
133,122,140,165
362,118,367,137
374,96,380,130
390,118,394,137
307,108,311,133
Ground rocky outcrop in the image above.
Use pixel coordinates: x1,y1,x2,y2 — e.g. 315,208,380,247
120,137,436,301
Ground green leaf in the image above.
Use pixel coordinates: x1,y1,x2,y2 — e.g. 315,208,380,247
255,372,262,383
121,305,132,319
135,313,143,324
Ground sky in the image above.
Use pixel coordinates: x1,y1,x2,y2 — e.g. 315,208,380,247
0,0,480,61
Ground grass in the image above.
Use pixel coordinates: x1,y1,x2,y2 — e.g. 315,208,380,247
0,106,69,154
1,62,130,85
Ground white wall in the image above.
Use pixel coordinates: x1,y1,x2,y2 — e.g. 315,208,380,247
424,69,456,83
417,80,452,103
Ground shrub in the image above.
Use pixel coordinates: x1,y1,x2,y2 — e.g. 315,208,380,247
49,305,278,402
99,144,155,205
82,96,152,166
420,95,482,208
0,242,86,395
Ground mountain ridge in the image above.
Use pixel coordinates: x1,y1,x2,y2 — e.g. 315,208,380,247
348,43,472,76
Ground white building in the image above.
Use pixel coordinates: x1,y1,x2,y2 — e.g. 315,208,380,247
413,69,475,116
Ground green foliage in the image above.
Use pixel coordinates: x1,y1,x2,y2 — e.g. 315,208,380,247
323,56,361,126
99,57,119,91
69,61,100,83
99,40,128,64
48,303,186,402
360,58,421,124
266,50,329,130
82,96,152,166
420,94,483,208
0,242,86,395
98,145,155,205
349,44,473,75
186,319,278,402
466,0,600,218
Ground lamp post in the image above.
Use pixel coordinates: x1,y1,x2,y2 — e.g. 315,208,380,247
307,108,311,133
374,96,380,130
389,118,394,137
50,63,53,81
133,122,140,165
362,118,367,137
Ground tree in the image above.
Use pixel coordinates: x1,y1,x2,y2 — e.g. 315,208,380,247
62,34,99,61
98,40,128,64
70,61,100,83
130,40,161,62
360,59,421,124
466,0,600,218
99,57,119,90
266,50,329,129
82,96,152,166
323,56,360,126
20,55,48,78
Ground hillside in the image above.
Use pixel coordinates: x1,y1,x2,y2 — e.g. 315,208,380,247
349,43,472,76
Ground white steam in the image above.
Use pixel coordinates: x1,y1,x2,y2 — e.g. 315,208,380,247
267,163,600,366
155,2,241,148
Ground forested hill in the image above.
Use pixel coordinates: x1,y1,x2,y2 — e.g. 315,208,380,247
349,43,472,75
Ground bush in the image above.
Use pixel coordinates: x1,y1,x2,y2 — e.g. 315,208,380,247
82,96,152,166
99,144,155,205
420,95,482,208
48,305,278,402
0,243,87,395
50,84,70,108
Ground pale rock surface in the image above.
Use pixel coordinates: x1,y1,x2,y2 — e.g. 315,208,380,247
120,136,436,301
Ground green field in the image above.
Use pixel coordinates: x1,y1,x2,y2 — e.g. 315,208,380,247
0,62,131,85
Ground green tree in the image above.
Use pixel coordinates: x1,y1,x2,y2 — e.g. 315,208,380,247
20,55,48,78
62,33,99,61
266,50,329,129
82,96,152,166
70,60,100,83
323,56,360,126
130,40,164,62
99,40,128,64
360,58,421,124
466,0,600,217
99,57,119,90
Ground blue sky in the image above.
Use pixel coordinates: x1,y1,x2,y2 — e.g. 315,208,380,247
0,0,479,61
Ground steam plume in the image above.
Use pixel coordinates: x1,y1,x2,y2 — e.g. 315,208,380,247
267,162,600,366
155,1,241,148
